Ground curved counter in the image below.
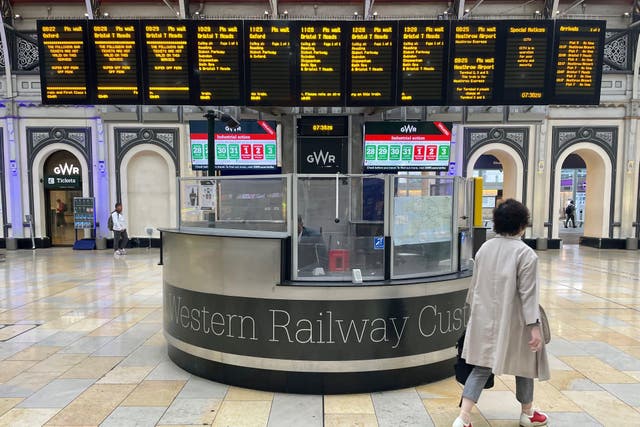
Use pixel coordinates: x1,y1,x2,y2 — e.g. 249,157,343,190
162,228,471,394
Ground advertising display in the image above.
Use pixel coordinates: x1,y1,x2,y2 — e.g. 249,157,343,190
363,121,452,171
73,197,95,230
38,18,606,107
189,121,209,171
214,120,278,170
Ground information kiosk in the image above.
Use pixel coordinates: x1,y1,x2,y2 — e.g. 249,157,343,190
161,172,475,394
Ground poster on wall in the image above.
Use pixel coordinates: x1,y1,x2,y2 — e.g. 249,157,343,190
214,120,279,170
189,121,209,171
199,181,216,211
184,185,199,208
363,121,452,171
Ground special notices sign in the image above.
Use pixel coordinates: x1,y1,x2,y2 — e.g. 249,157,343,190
38,21,90,104
363,121,452,172
164,283,469,360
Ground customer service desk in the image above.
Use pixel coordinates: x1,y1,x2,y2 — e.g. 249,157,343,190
163,174,474,393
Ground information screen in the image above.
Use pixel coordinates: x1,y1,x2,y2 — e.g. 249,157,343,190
38,20,91,104
214,120,278,170
363,121,452,171
141,21,190,104
90,20,141,104
245,21,294,105
551,20,605,105
397,21,448,105
189,120,209,171
297,22,345,105
297,116,349,137
191,21,244,105
502,21,552,105
347,22,397,106
448,22,499,105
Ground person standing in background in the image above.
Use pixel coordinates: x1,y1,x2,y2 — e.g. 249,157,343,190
112,202,129,256
55,199,66,227
565,200,576,228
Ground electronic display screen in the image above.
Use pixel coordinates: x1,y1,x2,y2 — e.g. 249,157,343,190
90,20,141,104
214,120,278,170
363,121,452,171
397,21,448,106
141,20,190,104
347,22,397,106
551,20,605,105
298,116,349,137
296,22,345,105
38,20,91,104
502,21,553,105
189,120,209,171
191,21,244,105
245,21,294,106
448,22,499,105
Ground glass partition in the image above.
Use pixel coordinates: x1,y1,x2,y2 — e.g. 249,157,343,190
178,175,290,233
391,175,457,279
294,175,386,281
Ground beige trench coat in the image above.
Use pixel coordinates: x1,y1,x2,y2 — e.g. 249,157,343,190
462,235,550,380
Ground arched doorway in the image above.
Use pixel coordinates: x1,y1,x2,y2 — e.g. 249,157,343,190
553,144,612,240
558,154,586,244
42,150,83,245
123,150,172,238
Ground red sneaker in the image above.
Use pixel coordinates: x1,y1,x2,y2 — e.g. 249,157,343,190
519,410,548,427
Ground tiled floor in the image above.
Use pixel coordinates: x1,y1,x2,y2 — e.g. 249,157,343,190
1,246,639,426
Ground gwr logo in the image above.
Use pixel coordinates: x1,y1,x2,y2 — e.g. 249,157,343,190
400,125,417,133
306,150,336,165
53,163,79,175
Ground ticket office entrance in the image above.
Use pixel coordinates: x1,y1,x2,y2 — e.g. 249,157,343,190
43,150,82,246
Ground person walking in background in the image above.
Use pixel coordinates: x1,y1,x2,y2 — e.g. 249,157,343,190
111,202,129,256
453,199,549,427
55,198,66,227
565,200,576,228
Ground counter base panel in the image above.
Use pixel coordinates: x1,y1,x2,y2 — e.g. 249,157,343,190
168,344,457,395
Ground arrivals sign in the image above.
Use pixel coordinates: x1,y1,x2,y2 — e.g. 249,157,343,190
363,121,452,171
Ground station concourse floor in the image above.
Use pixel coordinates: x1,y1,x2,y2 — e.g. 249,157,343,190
0,246,640,427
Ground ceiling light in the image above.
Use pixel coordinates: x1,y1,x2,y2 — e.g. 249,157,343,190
354,12,358,16
14,14,21,19
624,12,630,17
194,11,200,15
264,10,269,16
103,12,109,17
283,10,288,15
465,9,470,13
535,10,541,15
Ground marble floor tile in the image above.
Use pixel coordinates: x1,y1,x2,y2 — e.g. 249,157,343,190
324,394,376,414
45,383,136,426
0,399,22,417
558,356,638,384
0,372,60,398
267,394,322,427
372,389,434,427
59,356,123,379
0,360,37,382
562,390,640,425
422,398,490,427
475,391,523,420
224,386,274,401
600,383,640,407
146,361,192,381
17,379,94,409
0,408,59,427
100,406,167,427
177,377,229,399
212,400,272,427
323,413,379,427
545,411,602,426
121,380,186,407
6,345,61,361
96,365,154,384
158,398,221,425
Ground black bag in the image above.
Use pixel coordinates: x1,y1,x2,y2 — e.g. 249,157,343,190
454,330,495,389
107,211,114,231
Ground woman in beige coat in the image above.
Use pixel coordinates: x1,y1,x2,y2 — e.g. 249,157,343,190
453,199,550,427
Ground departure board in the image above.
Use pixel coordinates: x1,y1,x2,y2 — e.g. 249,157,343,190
297,22,345,105
245,21,294,105
38,20,91,104
191,21,244,105
141,21,190,104
551,20,605,105
90,20,141,104
397,22,448,105
347,22,397,106
502,21,552,105
448,22,499,105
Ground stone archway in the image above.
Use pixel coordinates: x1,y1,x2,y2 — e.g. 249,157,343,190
467,144,524,202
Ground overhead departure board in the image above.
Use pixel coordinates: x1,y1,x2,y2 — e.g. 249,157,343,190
245,21,294,105
141,21,190,104
397,22,448,105
297,22,345,105
347,22,397,106
90,20,141,104
38,20,91,104
191,21,244,105
551,20,605,105
502,21,552,105
449,22,499,105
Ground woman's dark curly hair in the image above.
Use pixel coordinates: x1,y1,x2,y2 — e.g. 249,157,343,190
493,199,530,235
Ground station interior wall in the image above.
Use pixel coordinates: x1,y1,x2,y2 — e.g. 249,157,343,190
0,1,639,244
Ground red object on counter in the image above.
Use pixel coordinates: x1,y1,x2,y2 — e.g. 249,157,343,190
329,249,350,272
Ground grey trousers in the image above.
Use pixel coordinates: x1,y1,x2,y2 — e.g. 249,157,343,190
113,230,129,251
462,366,533,404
